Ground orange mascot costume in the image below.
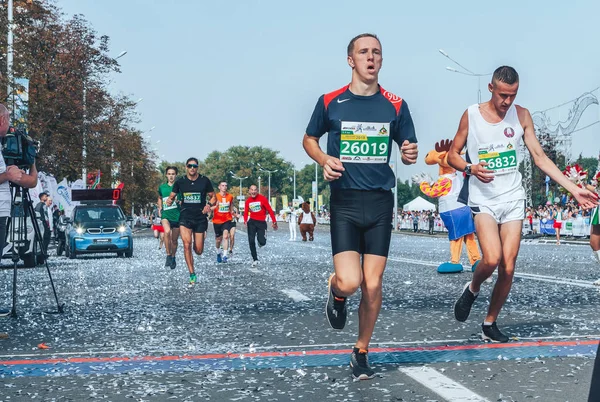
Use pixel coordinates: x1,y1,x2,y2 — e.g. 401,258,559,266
412,139,481,273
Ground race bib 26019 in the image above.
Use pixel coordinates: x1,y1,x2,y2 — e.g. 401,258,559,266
339,121,389,164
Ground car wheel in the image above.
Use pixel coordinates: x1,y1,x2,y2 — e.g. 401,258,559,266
23,253,35,268
69,244,76,259
125,246,133,258
57,241,64,256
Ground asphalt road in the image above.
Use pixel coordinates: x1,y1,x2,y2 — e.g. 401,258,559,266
0,223,598,401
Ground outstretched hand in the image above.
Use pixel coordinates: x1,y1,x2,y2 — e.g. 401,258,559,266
572,187,599,210
411,172,433,186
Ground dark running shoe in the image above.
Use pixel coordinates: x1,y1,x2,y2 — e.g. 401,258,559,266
165,255,172,268
350,347,375,380
325,273,347,330
170,256,176,270
454,282,478,322
482,322,509,343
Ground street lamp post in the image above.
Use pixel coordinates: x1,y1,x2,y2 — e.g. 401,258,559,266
438,49,492,104
258,164,278,207
314,162,319,212
7,0,14,120
229,171,248,198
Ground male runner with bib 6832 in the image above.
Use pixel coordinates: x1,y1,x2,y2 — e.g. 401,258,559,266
448,66,598,343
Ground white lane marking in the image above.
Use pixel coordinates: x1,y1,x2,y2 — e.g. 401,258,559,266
294,243,598,288
248,268,261,274
1,333,598,359
514,272,597,288
280,289,311,302
400,366,490,402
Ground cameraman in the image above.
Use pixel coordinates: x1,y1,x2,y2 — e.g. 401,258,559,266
0,104,38,259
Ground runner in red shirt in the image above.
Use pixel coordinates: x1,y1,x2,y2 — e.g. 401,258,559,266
243,184,277,267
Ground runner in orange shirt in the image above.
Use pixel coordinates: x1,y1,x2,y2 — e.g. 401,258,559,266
211,181,234,263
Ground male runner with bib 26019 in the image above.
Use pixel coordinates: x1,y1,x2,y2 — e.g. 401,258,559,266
303,33,418,380
448,66,598,343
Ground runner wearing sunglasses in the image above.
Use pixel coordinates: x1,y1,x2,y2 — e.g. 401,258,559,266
166,157,216,284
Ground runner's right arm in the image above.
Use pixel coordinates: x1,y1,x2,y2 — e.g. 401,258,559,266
303,95,345,182
157,191,163,216
448,110,494,183
166,180,179,206
243,199,249,225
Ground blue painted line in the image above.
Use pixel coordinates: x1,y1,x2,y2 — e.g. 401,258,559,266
0,342,597,378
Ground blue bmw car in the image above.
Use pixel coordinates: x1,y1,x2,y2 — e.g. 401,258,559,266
65,204,133,258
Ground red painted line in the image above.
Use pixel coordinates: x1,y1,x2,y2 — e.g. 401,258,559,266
0,339,597,367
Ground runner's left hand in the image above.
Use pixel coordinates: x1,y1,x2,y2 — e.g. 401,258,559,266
400,141,418,165
202,205,211,214
272,222,278,230
572,187,599,210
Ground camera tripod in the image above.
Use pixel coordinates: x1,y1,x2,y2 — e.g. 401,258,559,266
0,185,63,317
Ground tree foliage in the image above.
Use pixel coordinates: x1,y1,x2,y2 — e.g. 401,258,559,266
0,0,159,214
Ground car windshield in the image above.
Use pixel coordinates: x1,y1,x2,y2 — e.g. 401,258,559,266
75,207,124,222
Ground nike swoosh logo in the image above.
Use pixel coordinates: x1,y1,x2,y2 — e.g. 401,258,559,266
337,98,350,103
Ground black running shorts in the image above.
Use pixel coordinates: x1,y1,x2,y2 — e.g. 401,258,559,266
161,219,180,229
213,221,234,238
179,214,208,233
330,189,393,257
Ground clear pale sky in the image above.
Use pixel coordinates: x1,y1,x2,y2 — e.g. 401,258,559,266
57,0,600,180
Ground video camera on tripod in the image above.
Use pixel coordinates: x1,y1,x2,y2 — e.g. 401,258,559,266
1,126,39,170
0,126,62,317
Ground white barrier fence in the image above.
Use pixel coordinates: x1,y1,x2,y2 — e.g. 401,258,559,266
523,217,590,237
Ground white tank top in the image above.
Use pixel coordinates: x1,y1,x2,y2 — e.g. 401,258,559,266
466,103,526,206
300,211,314,224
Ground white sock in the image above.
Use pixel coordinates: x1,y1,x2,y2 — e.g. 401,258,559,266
217,247,222,255
469,283,479,297
593,250,600,263
223,249,228,257
483,321,493,326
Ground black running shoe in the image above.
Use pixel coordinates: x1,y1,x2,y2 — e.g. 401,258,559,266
454,282,478,322
325,274,347,330
350,347,375,380
170,256,176,270
482,322,509,343
165,255,172,268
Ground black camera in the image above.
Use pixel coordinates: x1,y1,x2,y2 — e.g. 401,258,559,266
1,126,39,169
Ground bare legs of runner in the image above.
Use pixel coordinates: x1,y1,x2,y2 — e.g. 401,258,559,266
470,215,521,323
179,226,206,274
330,251,387,350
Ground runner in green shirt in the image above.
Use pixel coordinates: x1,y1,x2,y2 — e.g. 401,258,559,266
158,166,181,269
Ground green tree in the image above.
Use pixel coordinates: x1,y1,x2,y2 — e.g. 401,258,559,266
573,154,600,177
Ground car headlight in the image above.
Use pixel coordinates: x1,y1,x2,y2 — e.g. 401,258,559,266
75,227,84,234
118,225,126,233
